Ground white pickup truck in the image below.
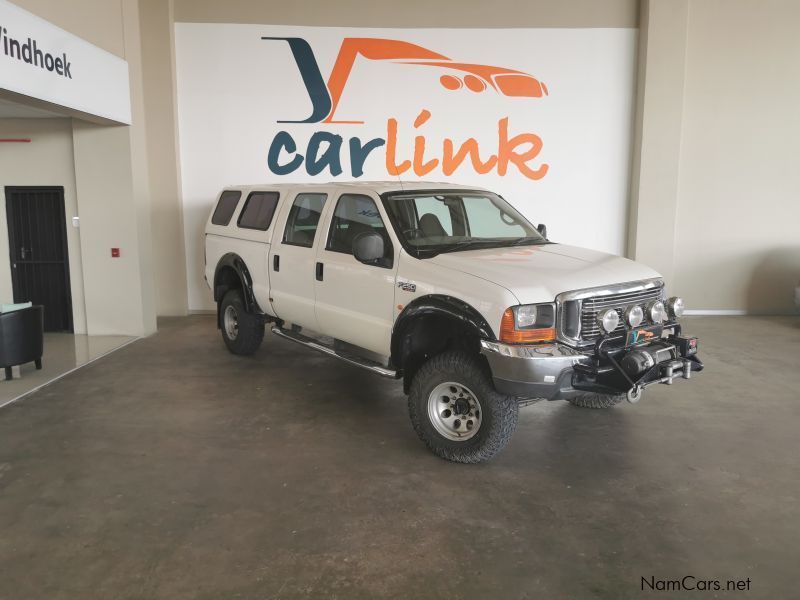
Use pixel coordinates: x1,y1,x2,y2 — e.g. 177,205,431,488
204,182,702,463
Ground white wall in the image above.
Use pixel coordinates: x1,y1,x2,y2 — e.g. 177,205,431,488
7,0,126,57
174,0,638,309
5,0,162,336
139,0,188,316
8,0,797,317
0,118,87,333
172,1,640,312
175,24,638,310
71,120,154,335
672,0,800,313
627,0,688,288
631,0,800,313
174,0,638,28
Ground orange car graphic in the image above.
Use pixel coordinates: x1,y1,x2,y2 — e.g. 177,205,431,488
264,37,548,124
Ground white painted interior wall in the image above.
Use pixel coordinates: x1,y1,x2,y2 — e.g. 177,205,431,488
0,119,87,333
0,0,172,336
631,0,800,314
1,0,798,324
672,0,800,314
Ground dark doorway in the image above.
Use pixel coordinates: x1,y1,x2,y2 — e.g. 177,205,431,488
6,186,73,332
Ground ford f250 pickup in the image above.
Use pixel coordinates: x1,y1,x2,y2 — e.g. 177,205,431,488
204,182,703,463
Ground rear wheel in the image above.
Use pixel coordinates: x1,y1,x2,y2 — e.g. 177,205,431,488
566,392,625,409
220,289,264,355
408,351,518,463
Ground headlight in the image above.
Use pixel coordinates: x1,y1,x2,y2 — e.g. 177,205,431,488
597,308,620,333
647,300,667,323
667,296,685,318
500,303,556,344
515,304,540,328
624,305,644,328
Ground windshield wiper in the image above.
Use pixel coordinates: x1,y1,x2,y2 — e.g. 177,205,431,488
414,236,550,258
422,238,506,257
503,237,549,247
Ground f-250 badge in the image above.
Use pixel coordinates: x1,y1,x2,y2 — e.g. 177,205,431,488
397,281,417,293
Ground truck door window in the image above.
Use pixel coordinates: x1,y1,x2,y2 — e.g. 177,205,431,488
237,191,280,231
326,194,392,266
211,190,241,226
283,193,327,247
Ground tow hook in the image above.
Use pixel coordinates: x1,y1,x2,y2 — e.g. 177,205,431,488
626,385,642,404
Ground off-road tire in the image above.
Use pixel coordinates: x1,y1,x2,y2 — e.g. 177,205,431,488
408,351,519,463
220,289,264,356
567,393,625,409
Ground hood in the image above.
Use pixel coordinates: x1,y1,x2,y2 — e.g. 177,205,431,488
428,243,661,304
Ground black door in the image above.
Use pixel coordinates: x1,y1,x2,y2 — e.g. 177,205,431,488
6,186,73,332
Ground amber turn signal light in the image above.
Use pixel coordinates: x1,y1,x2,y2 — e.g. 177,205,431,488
499,308,556,344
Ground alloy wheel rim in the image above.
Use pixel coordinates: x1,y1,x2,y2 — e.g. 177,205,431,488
427,382,482,441
223,305,239,340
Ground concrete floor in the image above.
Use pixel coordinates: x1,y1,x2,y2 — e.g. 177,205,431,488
0,315,797,599
0,333,134,409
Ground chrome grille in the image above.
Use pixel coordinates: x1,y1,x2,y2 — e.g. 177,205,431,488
580,287,665,340
556,279,666,345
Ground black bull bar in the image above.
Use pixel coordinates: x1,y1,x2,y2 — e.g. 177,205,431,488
571,322,704,403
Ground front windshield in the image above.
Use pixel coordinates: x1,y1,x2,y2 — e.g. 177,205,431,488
383,191,546,257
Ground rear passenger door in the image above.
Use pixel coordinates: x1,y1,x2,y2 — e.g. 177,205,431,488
313,192,398,357
268,191,328,330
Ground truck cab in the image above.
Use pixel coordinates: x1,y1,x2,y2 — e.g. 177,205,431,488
205,182,702,463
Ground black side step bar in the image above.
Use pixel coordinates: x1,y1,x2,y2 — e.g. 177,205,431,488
270,326,397,378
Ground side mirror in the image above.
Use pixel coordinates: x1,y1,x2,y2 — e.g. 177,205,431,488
537,223,548,238
353,230,385,263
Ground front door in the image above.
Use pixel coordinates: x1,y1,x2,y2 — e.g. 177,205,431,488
5,186,73,332
268,191,329,330
314,192,397,357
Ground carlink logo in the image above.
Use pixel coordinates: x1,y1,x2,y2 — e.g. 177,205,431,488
264,36,550,181
263,37,548,124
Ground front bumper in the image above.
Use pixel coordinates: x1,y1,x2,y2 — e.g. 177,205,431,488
480,341,589,399
481,326,703,401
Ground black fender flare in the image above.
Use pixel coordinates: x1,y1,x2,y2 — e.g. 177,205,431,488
213,253,261,324
390,295,496,370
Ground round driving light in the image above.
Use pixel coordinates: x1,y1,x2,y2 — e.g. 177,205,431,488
625,305,644,328
667,296,685,318
647,300,667,323
597,308,620,333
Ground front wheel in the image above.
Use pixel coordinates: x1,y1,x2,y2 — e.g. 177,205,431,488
408,351,519,463
219,289,264,356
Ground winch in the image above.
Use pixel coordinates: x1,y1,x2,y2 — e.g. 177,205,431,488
620,340,678,377
610,337,700,403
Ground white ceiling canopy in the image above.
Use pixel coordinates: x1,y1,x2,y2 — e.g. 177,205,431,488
0,96,63,118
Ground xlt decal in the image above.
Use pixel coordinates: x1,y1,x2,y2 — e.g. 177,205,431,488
263,37,548,181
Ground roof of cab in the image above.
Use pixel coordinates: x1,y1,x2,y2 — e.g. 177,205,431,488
220,181,491,195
